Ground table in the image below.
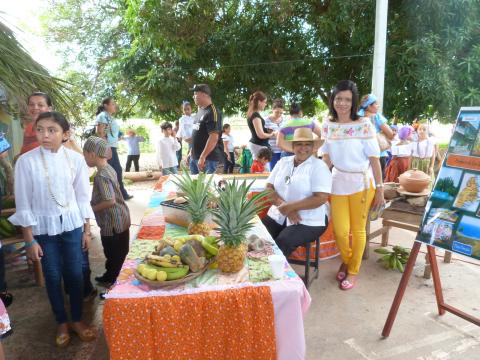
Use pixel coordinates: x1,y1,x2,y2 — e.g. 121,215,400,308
103,176,311,360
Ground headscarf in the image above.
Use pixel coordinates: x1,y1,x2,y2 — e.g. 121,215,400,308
398,126,414,141
357,94,377,116
83,136,111,158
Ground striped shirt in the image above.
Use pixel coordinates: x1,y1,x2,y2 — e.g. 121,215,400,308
264,115,284,153
91,164,131,236
280,117,316,141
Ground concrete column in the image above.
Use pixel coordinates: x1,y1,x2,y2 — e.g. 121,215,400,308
371,0,389,113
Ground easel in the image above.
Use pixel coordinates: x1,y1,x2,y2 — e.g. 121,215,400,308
382,241,480,337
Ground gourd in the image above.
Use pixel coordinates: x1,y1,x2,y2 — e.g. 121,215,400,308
179,243,206,272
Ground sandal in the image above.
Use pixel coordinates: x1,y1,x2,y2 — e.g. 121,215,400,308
56,325,70,347
70,323,97,342
339,278,356,291
336,264,347,282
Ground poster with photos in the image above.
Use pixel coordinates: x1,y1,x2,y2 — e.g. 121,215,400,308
417,107,480,260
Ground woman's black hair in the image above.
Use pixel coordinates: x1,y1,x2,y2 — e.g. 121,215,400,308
328,80,360,121
96,97,113,115
28,92,53,107
289,103,302,116
222,123,230,132
35,111,70,133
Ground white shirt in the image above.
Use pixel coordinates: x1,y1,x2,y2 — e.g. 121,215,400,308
9,146,94,236
412,137,436,158
321,118,380,195
266,156,332,226
177,115,195,140
391,142,413,157
221,134,235,152
156,136,181,169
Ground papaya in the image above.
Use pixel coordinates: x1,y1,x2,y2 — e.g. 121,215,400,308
186,239,206,258
179,243,206,272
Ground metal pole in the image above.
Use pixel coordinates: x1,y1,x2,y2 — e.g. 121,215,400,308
371,0,389,113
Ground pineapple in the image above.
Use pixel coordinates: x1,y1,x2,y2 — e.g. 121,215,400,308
172,169,214,236
212,179,270,273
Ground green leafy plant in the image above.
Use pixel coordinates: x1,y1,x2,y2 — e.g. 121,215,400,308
375,246,411,272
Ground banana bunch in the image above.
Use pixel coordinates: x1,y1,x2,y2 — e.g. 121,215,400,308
0,217,15,238
146,254,182,268
375,246,410,272
137,263,189,281
201,236,219,257
172,234,204,252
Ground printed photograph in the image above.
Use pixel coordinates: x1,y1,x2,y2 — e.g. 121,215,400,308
453,172,480,212
419,207,458,245
453,215,480,259
431,167,463,204
448,116,480,155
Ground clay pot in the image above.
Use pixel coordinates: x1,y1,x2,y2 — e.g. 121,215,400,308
398,169,431,193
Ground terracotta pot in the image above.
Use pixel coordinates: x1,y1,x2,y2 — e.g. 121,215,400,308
398,169,431,193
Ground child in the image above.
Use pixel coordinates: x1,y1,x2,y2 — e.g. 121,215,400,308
222,124,235,174
123,129,145,172
83,136,131,289
385,126,414,183
251,147,272,173
156,122,181,175
411,122,438,176
10,111,96,346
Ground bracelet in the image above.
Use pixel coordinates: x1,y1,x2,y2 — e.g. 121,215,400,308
375,184,384,189
24,239,38,248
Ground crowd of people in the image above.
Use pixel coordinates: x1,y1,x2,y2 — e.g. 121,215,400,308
0,79,438,351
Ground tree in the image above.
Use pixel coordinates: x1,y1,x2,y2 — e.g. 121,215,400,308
42,0,480,123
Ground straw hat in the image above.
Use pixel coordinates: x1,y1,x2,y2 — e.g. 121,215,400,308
289,128,314,142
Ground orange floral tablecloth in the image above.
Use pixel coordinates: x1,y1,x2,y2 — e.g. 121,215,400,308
104,286,276,360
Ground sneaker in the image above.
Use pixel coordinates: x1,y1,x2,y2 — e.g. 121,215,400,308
83,288,98,302
0,292,13,307
124,195,134,201
95,275,113,287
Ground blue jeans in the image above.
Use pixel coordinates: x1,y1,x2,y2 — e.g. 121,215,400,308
36,227,84,324
162,167,178,175
108,146,130,199
268,152,281,171
189,159,218,174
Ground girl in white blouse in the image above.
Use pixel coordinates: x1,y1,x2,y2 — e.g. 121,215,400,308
321,80,384,290
9,112,96,346
385,125,414,182
411,122,437,176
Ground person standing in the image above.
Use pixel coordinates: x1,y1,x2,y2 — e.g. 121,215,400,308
123,129,144,172
264,99,285,170
222,124,235,174
157,122,181,175
190,84,223,174
10,112,96,346
246,91,276,160
321,80,384,291
358,94,394,177
95,98,132,200
83,137,131,289
177,101,195,167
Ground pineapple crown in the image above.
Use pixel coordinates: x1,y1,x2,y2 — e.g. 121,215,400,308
171,167,214,222
211,179,270,248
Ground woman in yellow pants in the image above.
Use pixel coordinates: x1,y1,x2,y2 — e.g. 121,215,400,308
321,80,385,290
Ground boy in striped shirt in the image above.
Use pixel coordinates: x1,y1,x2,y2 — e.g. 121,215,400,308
83,137,131,287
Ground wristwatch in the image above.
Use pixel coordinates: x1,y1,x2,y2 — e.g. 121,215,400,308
375,183,384,189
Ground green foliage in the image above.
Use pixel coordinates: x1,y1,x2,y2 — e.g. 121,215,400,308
42,1,480,123
435,176,457,196
375,246,410,272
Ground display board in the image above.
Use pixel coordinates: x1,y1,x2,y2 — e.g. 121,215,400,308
416,107,480,260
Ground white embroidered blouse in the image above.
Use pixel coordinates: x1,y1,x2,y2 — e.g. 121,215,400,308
9,146,94,236
411,137,436,159
320,118,380,195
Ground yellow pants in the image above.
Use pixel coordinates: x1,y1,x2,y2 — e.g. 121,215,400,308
331,186,375,275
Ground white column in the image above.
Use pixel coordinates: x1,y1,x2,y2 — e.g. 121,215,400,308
371,0,389,113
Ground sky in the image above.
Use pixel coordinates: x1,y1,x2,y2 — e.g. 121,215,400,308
1,0,61,73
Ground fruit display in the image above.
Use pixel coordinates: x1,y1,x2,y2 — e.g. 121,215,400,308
211,179,270,273
171,171,214,236
0,217,16,238
135,235,219,285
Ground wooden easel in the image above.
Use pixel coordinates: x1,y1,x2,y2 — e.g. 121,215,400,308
382,241,480,337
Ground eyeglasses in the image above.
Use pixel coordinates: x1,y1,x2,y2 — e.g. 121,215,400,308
334,97,352,104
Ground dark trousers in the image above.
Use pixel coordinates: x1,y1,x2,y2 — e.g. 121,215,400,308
35,227,83,324
176,139,182,169
223,151,235,174
100,229,130,283
108,146,130,199
0,248,6,292
262,215,327,257
269,152,281,171
125,155,140,172
82,250,94,295
380,156,388,180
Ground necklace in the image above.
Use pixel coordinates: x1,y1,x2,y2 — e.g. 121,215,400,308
39,147,75,208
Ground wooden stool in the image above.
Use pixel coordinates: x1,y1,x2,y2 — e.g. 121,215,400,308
288,237,320,289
